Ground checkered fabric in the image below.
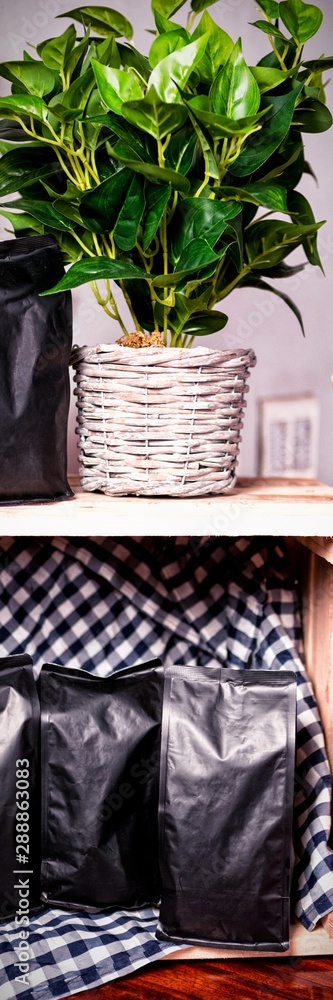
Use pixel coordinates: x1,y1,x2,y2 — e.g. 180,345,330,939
0,535,332,1000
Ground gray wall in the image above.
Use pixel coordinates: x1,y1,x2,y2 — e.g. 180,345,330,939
1,0,332,481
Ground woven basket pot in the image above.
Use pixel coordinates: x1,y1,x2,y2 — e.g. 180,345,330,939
71,345,257,497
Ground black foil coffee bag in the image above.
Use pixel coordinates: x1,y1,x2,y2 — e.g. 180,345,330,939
157,665,296,951
40,658,164,912
0,654,41,922
0,234,73,503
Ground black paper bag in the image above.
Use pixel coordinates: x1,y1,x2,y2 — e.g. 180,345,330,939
157,665,296,951
0,234,73,503
0,654,41,922
40,658,164,912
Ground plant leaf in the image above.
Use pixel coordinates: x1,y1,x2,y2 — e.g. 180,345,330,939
0,146,59,197
250,20,290,42
246,218,324,268
106,142,190,192
164,127,197,174
92,60,142,115
122,87,188,141
37,26,76,71
179,309,228,335
0,95,48,122
191,0,224,11
210,39,260,120
218,181,288,212
42,257,152,294
230,84,303,176
187,97,267,138
192,12,234,78
240,274,304,334
287,189,323,268
148,34,208,104
170,198,241,264
79,167,132,232
149,29,189,70
279,0,323,43
0,208,45,234
57,7,133,39
255,0,280,15
293,99,333,132
250,64,298,93
113,173,145,251
152,0,188,16
0,196,73,231
142,183,171,252
0,61,57,97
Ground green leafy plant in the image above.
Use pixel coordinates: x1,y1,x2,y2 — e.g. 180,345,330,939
0,0,332,345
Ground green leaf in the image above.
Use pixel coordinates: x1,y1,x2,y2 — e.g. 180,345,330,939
302,57,333,71
240,274,304,334
187,97,267,138
246,218,324,268
106,142,191,192
92,60,142,115
42,257,152,294
57,7,133,39
0,61,56,97
287,189,323,268
250,21,290,42
0,208,45,234
152,0,188,16
171,198,241,264
149,29,189,70
148,34,208,104
142,183,171,252
293,99,333,132
0,94,48,123
210,39,260,120
279,0,323,43
0,196,73,232
192,12,234,78
164,127,197,175
154,10,183,34
48,68,95,122
256,0,280,15
79,167,132,232
0,147,59,197
179,309,228,335
64,29,90,77
117,44,150,82
122,87,188,141
154,238,222,287
231,84,303,176
218,181,288,212
250,64,298,93
37,26,76,71
191,0,223,11
113,173,145,251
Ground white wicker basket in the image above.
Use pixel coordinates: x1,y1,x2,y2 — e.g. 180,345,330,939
71,345,257,497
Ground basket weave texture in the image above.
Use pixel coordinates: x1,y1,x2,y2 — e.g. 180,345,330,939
71,345,257,497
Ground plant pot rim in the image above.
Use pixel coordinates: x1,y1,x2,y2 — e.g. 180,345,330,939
71,344,257,370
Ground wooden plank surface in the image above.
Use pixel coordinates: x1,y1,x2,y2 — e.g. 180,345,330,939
1,477,333,537
68,955,333,1000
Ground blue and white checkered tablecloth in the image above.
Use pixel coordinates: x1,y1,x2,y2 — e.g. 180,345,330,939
0,534,332,1000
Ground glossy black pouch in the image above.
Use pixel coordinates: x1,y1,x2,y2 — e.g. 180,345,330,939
40,658,164,912
157,665,296,951
0,654,41,922
0,234,73,504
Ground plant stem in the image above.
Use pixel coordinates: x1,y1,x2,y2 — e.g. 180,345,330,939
157,138,170,344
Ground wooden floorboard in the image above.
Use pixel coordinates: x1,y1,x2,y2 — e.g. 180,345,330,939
70,958,333,1000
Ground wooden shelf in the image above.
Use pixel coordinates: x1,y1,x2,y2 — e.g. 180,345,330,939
1,476,333,538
